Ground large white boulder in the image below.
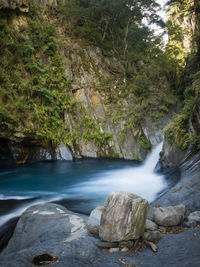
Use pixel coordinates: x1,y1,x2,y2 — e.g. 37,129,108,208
99,191,149,242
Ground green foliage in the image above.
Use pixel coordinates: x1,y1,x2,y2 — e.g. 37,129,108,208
0,12,75,146
0,10,117,150
58,0,163,62
80,115,112,147
129,74,151,97
138,136,152,150
164,0,200,150
165,71,200,150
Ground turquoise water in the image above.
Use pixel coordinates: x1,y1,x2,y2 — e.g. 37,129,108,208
0,143,166,227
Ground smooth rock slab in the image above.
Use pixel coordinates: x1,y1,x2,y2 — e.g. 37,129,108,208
0,203,102,267
99,191,149,242
153,205,185,226
87,206,104,235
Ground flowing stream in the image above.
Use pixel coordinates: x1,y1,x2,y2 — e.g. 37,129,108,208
0,143,166,228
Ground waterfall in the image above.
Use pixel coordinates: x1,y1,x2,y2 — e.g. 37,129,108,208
143,142,163,172
68,142,166,204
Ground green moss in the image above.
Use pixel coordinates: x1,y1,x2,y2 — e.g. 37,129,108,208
80,115,112,147
138,136,152,150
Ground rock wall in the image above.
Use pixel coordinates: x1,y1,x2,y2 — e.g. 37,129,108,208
0,1,175,164
167,0,200,55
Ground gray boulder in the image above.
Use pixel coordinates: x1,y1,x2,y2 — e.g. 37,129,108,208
188,211,200,223
153,205,185,226
99,191,149,242
143,231,161,242
145,219,158,231
0,203,102,267
87,206,104,235
186,211,200,227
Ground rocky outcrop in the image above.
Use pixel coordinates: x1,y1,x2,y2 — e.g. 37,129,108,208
0,139,73,167
99,192,149,242
0,2,175,162
153,205,185,227
1,202,200,267
152,147,200,215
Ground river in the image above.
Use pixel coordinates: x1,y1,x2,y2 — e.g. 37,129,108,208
0,143,167,229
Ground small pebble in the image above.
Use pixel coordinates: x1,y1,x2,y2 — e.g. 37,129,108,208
121,247,129,252
109,248,120,253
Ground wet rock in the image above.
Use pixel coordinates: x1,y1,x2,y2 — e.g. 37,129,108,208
55,143,73,161
188,211,200,224
183,221,197,228
144,231,161,242
185,211,200,227
152,144,200,215
133,228,200,267
0,204,200,267
145,219,158,231
0,203,102,267
99,191,149,242
87,206,104,235
153,205,185,226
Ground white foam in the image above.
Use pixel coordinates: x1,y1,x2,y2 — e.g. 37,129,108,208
0,195,30,200
67,143,166,203
0,195,63,227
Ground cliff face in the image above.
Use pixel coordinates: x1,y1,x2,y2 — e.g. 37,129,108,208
161,0,200,168
0,0,175,164
167,0,199,61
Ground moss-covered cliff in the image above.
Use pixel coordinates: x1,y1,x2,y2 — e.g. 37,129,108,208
0,0,177,163
160,0,200,167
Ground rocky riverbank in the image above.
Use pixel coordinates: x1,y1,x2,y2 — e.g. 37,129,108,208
1,141,200,267
0,185,200,267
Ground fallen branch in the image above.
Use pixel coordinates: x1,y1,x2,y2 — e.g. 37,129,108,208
144,240,158,252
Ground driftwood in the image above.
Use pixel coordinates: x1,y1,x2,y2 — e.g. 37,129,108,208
144,240,158,252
